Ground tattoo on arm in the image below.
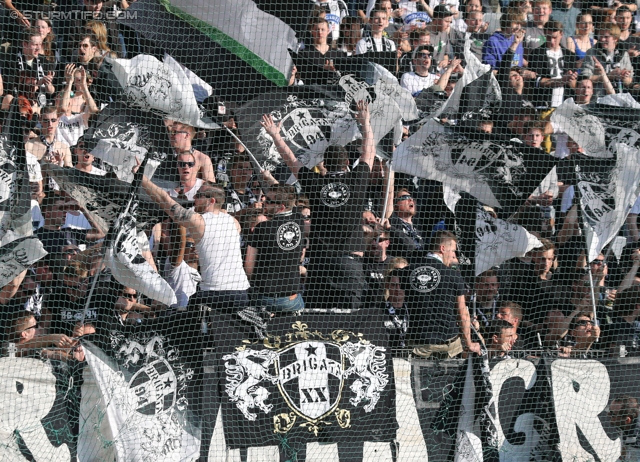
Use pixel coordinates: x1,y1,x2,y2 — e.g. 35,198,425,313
169,204,195,223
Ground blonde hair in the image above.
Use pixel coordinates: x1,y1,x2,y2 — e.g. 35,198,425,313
85,21,111,54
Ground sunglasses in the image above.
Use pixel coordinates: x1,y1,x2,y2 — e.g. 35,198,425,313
396,195,413,202
575,320,593,327
591,259,606,266
177,161,196,168
23,321,39,332
185,241,195,249
122,292,137,300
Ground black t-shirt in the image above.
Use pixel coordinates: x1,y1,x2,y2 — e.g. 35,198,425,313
44,287,96,336
601,317,640,353
398,256,466,345
246,210,305,297
388,213,423,258
35,227,89,255
297,163,370,255
526,46,577,108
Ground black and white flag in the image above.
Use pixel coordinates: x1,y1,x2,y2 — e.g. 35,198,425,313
572,146,640,262
105,202,177,306
551,98,608,158
211,312,397,450
236,87,356,171
392,119,557,212
455,194,541,280
107,54,219,130
83,103,176,185
0,236,47,288
0,99,36,245
82,333,200,462
41,163,168,235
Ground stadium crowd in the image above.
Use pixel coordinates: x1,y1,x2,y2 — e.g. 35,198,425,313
1,0,640,456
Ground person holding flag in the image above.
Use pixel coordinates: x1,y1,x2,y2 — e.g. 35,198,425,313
261,100,374,312
135,161,250,315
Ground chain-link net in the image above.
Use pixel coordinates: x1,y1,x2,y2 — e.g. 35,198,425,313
1,0,640,460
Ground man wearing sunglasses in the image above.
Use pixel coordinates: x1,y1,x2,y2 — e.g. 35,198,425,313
169,152,203,200
167,121,215,183
400,45,439,96
388,188,423,259
244,185,305,314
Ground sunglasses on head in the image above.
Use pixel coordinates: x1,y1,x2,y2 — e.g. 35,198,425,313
177,161,196,168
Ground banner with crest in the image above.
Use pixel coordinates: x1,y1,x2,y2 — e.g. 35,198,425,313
211,312,397,450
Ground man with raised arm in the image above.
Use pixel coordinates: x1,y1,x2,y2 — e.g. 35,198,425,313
137,171,249,314
261,100,375,312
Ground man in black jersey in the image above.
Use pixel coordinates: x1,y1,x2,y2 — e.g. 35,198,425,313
244,184,305,313
261,100,375,312
399,230,481,357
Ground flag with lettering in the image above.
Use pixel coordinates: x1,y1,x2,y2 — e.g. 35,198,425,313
210,310,397,450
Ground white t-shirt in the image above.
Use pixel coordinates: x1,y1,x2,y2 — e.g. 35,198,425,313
196,212,249,291
400,71,438,95
168,179,203,201
56,113,87,147
164,259,201,309
547,48,565,108
355,36,397,54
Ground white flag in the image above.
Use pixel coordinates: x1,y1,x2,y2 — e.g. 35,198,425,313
105,213,177,306
551,98,608,158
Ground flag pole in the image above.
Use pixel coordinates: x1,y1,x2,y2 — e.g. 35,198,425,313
380,161,393,221
222,125,262,172
80,156,149,325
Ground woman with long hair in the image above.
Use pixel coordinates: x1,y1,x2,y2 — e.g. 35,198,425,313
34,18,59,63
84,20,116,58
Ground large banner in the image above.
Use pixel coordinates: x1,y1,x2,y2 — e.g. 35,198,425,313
4,351,640,461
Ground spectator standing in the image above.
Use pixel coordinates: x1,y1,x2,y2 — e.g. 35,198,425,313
356,8,397,53
524,0,553,52
26,106,72,167
472,269,500,326
399,230,481,358
297,17,346,83
609,395,640,461
464,11,492,61
167,121,215,183
565,13,596,66
550,0,580,38
400,45,439,95
56,64,100,148
244,185,305,314
314,0,349,42
139,176,250,314
601,284,640,355
582,23,634,95
387,188,424,258
483,9,527,70
261,101,374,312
486,319,518,357
73,141,106,176
526,21,578,108
169,152,204,200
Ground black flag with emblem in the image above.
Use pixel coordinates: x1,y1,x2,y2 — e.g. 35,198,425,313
454,193,542,284
209,311,397,451
80,312,202,461
392,120,558,216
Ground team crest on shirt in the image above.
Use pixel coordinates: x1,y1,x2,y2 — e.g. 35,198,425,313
320,182,350,208
410,266,441,293
277,221,302,251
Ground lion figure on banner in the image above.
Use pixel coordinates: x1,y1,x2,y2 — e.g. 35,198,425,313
341,342,389,412
223,349,279,420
